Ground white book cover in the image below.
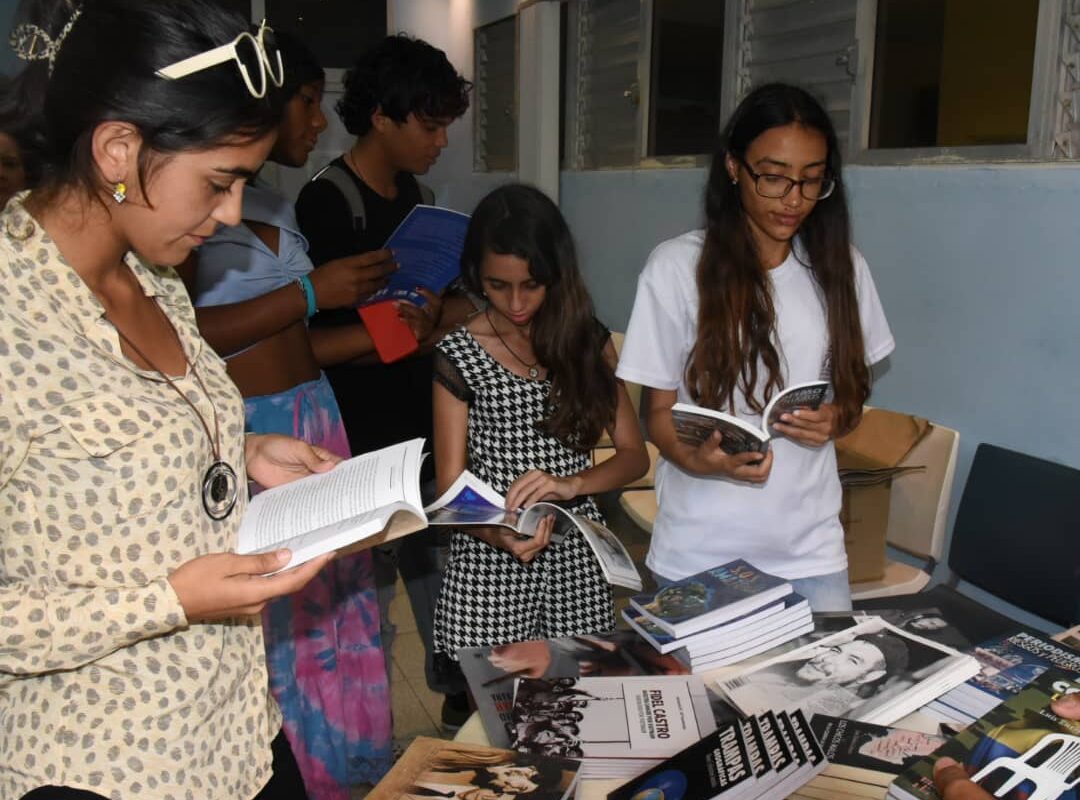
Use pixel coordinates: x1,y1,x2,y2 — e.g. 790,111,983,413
718,617,980,725
510,675,715,760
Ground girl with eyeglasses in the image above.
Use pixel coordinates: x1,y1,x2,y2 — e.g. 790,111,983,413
617,83,895,613
0,1,339,798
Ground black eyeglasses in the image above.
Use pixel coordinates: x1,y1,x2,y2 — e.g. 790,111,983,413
737,157,836,201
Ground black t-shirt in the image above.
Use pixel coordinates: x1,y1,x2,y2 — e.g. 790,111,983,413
295,159,434,470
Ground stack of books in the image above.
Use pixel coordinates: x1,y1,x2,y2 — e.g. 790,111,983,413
789,715,947,800
921,629,1080,727
717,617,981,725
509,675,717,780
606,708,827,800
886,668,1080,800
622,559,814,672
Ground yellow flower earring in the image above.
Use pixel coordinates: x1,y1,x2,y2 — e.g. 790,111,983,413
112,181,127,204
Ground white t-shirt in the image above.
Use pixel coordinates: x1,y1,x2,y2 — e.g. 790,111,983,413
616,230,895,580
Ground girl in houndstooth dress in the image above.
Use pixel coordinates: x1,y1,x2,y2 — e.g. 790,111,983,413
432,184,649,655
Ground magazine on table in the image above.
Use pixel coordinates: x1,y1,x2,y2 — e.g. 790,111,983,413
854,607,972,652
629,559,792,638
236,438,428,571
426,469,642,590
367,735,579,800
672,381,830,455
924,628,1080,724
717,617,980,725
887,668,1080,800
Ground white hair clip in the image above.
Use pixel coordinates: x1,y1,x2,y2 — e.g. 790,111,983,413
9,5,83,76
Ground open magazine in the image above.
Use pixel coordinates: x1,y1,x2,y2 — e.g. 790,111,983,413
237,438,428,571
672,380,830,455
425,469,642,590
717,616,980,725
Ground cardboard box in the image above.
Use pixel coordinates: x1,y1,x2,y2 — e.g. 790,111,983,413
835,409,931,583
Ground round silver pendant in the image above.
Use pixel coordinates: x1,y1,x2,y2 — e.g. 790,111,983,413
202,460,239,520
528,367,539,379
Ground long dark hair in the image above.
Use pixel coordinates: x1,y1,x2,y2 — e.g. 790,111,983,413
461,184,616,449
689,83,869,433
1,0,281,204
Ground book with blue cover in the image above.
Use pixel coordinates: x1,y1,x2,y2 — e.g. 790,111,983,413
629,559,793,638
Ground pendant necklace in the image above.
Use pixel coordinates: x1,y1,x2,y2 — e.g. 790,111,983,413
111,307,239,520
486,308,540,379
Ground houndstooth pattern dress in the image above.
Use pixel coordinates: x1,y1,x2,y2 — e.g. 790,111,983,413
432,327,615,655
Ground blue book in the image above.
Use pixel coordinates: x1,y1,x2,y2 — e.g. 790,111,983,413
362,204,471,308
629,559,792,639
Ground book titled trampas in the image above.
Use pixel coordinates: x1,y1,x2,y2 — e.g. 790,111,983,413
672,381,829,455
425,469,642,590
629,559,793,638
608,708,827,800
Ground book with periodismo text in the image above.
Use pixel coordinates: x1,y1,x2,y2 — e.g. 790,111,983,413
367,735,579,800
236,438,428,571
629,559,793,638
672,380,830,455
357,204,470,363
887,669,1080,800
424,469,643,590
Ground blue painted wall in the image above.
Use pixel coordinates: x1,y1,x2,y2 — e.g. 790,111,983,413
560,163,1080,633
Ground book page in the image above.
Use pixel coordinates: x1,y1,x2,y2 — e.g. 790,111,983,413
572,515,643,591
763,381,830,429
671,403,769,454
364,205,471,307
237,438,425,564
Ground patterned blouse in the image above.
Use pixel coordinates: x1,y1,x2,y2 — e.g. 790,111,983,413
0,195,280,799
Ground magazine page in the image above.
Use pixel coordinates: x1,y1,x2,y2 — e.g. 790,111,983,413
855,607,972,651
456,633,696,748
237,438,426,570
762,381,830,429
888,669,1080,800
511,675,716,759
367,735,579,800
363,204,470,308
424,469,516,528
571,515,643,591
718,617,978,724
671,403,769,454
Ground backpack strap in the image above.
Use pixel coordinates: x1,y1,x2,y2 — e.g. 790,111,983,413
310,161,366,234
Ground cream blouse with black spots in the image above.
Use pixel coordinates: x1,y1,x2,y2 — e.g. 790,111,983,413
0,195,281,800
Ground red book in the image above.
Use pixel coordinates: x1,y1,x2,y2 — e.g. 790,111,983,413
357,300,419,363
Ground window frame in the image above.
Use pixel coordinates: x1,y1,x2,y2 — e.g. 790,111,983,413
560,0,1076,171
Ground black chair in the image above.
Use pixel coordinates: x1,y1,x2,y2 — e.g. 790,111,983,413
856,443,1080,644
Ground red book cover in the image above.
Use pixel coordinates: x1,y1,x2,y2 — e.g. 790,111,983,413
357,300,419,364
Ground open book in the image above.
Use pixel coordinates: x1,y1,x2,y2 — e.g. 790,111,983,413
425,469,643,590
672,380,830,455
236,438,428,571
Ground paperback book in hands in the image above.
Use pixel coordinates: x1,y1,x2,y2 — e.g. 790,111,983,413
425,469,643,590
672,380,830,455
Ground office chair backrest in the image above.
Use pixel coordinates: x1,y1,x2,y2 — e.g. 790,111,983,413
950,443,1079,628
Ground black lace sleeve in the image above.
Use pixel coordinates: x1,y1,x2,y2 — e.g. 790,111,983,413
433,348,474,404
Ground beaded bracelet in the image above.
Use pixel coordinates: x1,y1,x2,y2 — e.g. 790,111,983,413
296,275,317,319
